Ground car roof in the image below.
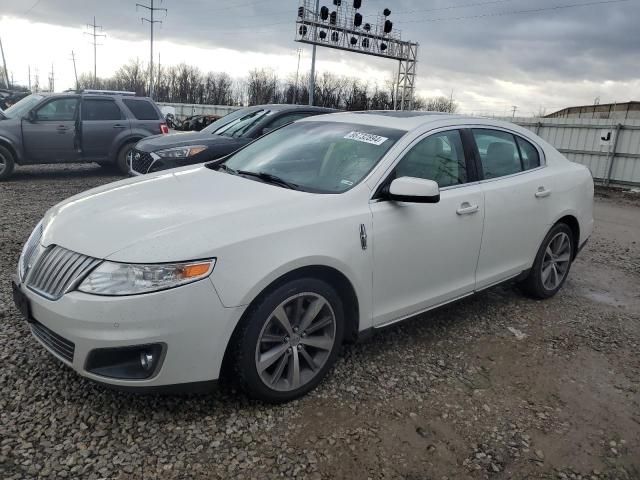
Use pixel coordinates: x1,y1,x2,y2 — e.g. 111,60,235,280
301,110,525,133
246,104,337,113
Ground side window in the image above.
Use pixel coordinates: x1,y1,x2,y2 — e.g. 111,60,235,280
394,130,467,188
473,129,522,179
35,98,78,121
516,137,541,170
122,99,160,120
82,99,123,121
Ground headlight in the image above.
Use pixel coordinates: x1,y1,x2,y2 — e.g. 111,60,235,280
18,219,45,281
77,259,215,296
155,145,207,159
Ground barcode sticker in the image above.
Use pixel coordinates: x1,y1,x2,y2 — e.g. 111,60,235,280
344,131,388,146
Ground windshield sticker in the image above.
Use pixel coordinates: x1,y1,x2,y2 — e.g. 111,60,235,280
344,131,389,146
341,179,354,186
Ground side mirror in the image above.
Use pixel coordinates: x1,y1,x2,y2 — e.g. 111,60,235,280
27,110,37,123
387,177,440,203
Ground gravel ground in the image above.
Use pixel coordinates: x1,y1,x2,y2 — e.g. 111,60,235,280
1,165,639,480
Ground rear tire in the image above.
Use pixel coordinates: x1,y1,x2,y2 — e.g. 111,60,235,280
0,145,15,181
231,278,344,403
519,223,574,299
115,142,137,175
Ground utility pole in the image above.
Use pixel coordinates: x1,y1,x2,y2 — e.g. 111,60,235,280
48,63,55,92
84,17,105,85
71,51,79,90
511,105,518,118
137,0,167,99
308,0,319,106
28,65,31,91
0,36,10,89
293,48,302,104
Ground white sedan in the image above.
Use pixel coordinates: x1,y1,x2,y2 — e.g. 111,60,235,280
12,112,594,402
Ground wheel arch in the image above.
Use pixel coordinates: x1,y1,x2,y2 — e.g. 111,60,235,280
0,137,19,163
220,264,361,378
109,136,143,163
552,214,580,259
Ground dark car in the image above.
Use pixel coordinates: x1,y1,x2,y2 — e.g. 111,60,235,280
0,90,168,180
128,104,336,175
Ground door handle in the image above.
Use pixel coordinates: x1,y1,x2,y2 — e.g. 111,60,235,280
535,187,551,198
56,125,69,133
456,202,479,215
113,124,127,129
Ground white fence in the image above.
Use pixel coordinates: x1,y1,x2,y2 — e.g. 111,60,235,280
502,117,640,187
156,102,241,119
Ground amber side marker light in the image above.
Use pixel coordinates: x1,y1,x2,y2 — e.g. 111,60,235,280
181,262,213,278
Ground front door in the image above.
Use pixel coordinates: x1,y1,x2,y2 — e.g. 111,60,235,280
370,129,485,326
22,96,80,163
81,98,130,161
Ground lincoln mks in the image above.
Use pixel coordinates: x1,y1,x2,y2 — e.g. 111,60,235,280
12,112,594,402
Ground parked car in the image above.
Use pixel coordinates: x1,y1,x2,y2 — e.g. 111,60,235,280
12,112,594,402
128,104,336,175
0,90,168,180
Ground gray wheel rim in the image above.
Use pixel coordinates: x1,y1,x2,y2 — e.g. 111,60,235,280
0,151,6,175
255,292,336,392
541,232,571,290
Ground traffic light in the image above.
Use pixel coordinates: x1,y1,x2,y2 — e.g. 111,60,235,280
320,6,329,20
380,43,387,51
384,20,393,34
383,8,391,16
350,36,358,45
363,23,371,32
331,31,340,42
298,6,304,18
354,13,363,27
330,11,337,25
353,0,362,8
333,0,342,6
299,25,308,36
319,30,327,40
362,38,370,48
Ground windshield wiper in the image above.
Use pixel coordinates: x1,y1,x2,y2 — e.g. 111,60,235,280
211,163,237,174
236,170,299,190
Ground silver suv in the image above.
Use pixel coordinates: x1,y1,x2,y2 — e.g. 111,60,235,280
0,90,167,180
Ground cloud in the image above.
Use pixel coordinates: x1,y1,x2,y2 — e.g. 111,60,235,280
2,0,638,114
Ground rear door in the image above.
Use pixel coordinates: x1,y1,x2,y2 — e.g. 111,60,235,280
81,97,130,161
22,96,80,163
471,128,553,289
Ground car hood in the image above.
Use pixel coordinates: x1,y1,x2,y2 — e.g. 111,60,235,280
135,131,242,152
41,166,315,263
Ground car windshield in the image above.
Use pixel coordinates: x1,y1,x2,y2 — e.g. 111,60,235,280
213,109,269,138
202,107,259,134
216,121,406,193
3,94,44,119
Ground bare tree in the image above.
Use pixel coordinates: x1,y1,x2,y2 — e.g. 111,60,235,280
247,68,279,105
423,96,458,113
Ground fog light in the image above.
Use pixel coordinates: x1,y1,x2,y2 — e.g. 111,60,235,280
140,351,154,371
86,343,165,380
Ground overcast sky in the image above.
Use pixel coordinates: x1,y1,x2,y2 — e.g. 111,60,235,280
1,0,639,115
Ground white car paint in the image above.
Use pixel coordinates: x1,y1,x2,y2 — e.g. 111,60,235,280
14,112,594,389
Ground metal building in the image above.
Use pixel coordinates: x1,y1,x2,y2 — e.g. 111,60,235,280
546,101,640,120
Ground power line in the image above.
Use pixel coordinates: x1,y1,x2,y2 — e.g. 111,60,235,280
394,0,519,15
24,0,43,15
403,0,632,23
84,16,106,84
137,0,167,99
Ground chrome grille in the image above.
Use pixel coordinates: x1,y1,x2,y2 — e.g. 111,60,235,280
31,319,75,363
20,222,44,281
26,246,101,300
130,149,155,174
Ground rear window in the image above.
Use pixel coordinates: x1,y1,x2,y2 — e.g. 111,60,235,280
122,99,160,120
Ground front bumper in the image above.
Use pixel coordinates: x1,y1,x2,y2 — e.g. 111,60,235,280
12,276,245,389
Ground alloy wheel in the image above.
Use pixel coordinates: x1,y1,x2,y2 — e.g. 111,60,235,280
0,152,6,176
541,232,572,290
255,292,337,392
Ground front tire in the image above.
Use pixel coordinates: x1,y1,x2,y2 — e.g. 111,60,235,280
115,142,137,175
520,223,574,299
231,278,345,403
0,145,15,181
